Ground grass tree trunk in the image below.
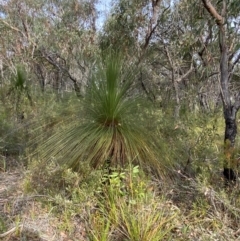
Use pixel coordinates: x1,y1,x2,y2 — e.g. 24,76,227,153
202,0,240,185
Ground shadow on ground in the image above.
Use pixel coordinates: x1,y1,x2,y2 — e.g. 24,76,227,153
2,229,44,241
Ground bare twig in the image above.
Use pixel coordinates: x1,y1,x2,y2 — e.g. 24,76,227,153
0,19,27,38
0,224,23,238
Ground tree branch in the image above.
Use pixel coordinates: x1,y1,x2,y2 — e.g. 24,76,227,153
176,66,194,83
229,51,240,72
198,21,213,66
142,0,163,51
201,0,223,24
0,19,27,39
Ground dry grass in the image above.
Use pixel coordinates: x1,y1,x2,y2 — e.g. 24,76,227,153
0,162,87,241
1,160,240,241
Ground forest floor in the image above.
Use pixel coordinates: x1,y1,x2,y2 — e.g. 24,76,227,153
2,158,240,241
0,158,87,241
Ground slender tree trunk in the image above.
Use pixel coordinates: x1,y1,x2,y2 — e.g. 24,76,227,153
201,0,240,185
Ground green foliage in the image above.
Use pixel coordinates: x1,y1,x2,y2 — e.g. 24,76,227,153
22,101,240,240
0,100,27,161
8,66,32,114
100,0,138,52
88,165,178,241
1,0,240,239
118,200,176,241
98,165,151,201
0,67,34,161
36,53,167,177
0,215,6,234
162,108,223,176
24,158,89,197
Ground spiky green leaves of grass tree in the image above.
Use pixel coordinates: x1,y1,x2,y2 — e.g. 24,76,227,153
8,66,33,113
37,53,169,177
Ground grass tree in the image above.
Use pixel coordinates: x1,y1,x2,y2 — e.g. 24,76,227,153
37,53,167,177
8,66,32,117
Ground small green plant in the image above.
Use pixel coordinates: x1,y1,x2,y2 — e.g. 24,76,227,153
0,215,6,234
88,213,112,241
118,199,177,241
0,155,6,171
88,165,179,241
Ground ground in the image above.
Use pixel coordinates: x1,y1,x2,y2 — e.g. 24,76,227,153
0,159,87,241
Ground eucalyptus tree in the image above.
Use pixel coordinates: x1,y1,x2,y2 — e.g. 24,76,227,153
157,0,240,181
139,0,239,117
0,0,99,94
200,0,240,184
100,0,217,114
99,0,174,99
33,0,99,94
99,0,148,56
99,0,240,181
